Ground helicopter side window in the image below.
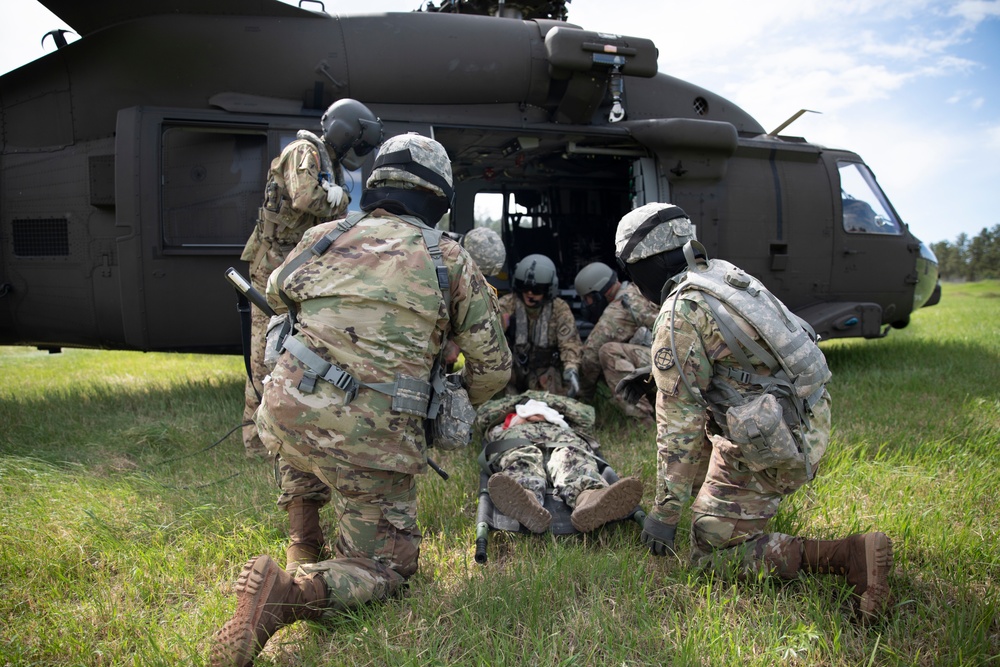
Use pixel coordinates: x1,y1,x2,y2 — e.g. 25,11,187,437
837,161,902,235
161,126,267,250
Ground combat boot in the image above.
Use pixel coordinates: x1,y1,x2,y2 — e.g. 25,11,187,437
488,473,552,534
285,498,325,574
211,554,328,667
803,532,893,619
570,477,643,533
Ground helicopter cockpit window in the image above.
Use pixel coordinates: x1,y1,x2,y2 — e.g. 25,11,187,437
161,126,267,251
837,161,902,235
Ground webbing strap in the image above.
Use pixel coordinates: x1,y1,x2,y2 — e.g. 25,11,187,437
701,292,779,375
276,213,367,324
282,335,359,403
273,212,449,414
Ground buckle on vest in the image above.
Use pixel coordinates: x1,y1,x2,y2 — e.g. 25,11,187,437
728,367,752,384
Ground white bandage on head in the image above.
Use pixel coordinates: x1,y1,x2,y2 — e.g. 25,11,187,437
515,399,569,429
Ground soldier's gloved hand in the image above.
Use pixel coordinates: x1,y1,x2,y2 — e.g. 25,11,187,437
321,181,344,208
640,515,677,557
563,367,580,398
615,366,655,405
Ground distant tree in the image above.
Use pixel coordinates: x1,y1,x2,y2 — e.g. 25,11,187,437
931,226,1000,281
967,225,1000,280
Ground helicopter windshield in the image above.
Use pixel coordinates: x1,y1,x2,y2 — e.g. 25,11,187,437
838,161,902,235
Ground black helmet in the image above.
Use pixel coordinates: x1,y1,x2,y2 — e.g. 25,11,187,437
512,254,558,300
320,98,384,169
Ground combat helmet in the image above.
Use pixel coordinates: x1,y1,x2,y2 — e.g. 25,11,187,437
462,227,506,276
512,254,559,300
574,262,618,323
614,203,697,305
361,133,454,226
319,98,383,170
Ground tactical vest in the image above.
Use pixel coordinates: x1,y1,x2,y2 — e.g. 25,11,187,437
241,133,338,267
507,299,560,376
665,243,831,474
272,212,453,422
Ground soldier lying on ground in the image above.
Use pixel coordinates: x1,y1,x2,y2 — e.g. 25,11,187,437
476,389,642,534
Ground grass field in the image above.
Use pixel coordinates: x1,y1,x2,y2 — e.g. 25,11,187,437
1,281,998,666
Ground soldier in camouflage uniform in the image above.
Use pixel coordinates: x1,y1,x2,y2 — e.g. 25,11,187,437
476,390,642,533
462,226,506,277
614,202,893,620
443,226,507,369
573,261,659,423
240,99,383,457
498,254,583,398
212,134,512,667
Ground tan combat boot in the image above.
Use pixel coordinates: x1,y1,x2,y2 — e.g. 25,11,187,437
211,554,328,667
488,473,552,534
285,498,325,574
570,477,643,533
803,532,894,619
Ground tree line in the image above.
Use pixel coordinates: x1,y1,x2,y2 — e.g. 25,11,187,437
930,224,1000,281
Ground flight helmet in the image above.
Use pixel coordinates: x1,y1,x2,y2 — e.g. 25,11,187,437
512,254,558,300
320,98,384,169
574,262,618,323
614,203,696,305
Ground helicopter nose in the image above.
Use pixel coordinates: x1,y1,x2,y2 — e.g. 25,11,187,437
912,240,940,309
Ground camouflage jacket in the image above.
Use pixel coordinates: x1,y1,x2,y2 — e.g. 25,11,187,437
649,288,830,525
475,389,596,439
579,281,658,394
242,138,348,285
257,209,512,474
497,293,583,372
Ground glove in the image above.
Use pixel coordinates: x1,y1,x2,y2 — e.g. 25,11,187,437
640,515,677,557
563,367,580,398
321,181,344,208
615,365,655,405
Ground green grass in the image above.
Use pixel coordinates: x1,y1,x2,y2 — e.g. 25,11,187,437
1,281,998,666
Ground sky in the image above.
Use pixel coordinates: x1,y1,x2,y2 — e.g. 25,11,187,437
1,0,997,245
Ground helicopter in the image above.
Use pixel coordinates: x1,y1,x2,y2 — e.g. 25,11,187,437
0,0,940,354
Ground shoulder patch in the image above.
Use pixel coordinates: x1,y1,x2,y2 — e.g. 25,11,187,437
653,346,674,370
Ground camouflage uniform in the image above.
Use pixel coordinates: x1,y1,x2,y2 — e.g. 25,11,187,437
478,390,615,508
256,209,511,606
498,293,583,396
650,289,831,578
578,281,659,420
240,137,348,456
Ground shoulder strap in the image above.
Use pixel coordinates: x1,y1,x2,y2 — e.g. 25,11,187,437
275,211,368,320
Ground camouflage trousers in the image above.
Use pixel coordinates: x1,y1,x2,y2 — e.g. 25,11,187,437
241,303,269,456
597,341,653,421
493,443,605,507
278,447,420,614
687,395,831,579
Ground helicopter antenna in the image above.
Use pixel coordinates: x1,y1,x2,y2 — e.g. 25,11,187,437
768,109,820,136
